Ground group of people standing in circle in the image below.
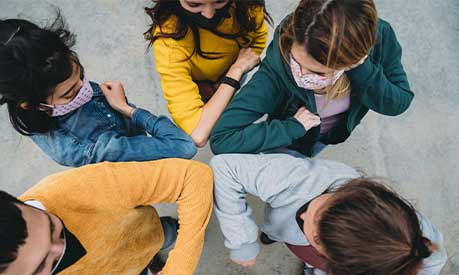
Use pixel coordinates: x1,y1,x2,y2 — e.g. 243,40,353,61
0,0,448,275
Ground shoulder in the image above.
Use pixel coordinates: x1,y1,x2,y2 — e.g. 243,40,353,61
152,17,194,53
153,14,180,35
374,18,401,49
89,81,104,97
376,18,397,39
248,5,265,22
368,18,402,62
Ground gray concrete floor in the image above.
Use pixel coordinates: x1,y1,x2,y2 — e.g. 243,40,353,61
1,0,458,274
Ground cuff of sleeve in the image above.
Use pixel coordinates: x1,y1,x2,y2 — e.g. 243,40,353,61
346,58,376,87
285,117,307,139
131,108,158,128
230,241,260,262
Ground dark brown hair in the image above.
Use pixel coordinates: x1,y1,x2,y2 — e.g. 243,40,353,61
144,0,272,59
280,0,378,99
318,178,437,275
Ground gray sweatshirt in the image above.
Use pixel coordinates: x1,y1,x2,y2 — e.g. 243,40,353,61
210,153,447,275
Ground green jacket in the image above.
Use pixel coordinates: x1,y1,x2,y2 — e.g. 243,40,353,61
210,18,413,156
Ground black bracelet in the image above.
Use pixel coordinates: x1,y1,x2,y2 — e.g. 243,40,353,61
220,76,241,90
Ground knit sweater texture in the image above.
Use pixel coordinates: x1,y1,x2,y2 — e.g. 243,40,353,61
20,159,213,275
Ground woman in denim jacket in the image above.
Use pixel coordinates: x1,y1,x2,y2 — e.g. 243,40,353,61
0,17,196,167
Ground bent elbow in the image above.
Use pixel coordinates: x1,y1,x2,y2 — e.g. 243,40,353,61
191,132,209,149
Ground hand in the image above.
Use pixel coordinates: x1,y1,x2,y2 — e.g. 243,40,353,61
229,48,261,78
294,106,321,131
100,81,135,118
232,257,257,267
346,55,368,71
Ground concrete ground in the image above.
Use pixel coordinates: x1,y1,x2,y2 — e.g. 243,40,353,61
1,0,458,274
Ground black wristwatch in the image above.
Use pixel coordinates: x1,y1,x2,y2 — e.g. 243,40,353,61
220,76,241,90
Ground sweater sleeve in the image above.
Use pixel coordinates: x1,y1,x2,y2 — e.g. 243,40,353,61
83,160,213,275
346,23,414,116
154,39,203,134
210,58,306,154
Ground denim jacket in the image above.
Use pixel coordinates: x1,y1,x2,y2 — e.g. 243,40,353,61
31,82,197,167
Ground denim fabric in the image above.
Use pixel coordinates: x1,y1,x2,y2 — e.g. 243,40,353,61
31,82,196,167
160,216,178,250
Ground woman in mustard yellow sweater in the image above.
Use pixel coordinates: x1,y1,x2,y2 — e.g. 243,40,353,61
144,0,271,147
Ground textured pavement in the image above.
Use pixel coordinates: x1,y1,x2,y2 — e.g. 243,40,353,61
1,1,458,274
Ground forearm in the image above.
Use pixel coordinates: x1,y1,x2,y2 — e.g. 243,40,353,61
213,180,260,261
131,108,196,158
162,162,214,275
210,117,305,154
190,67,244,147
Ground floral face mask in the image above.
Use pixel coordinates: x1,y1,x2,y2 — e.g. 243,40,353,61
40,77,93,117
290,55,344,90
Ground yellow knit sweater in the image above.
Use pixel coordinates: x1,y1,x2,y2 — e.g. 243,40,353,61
20,159,213,275
153,6,269,134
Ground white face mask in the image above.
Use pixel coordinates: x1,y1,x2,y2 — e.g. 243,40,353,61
290,55,344,90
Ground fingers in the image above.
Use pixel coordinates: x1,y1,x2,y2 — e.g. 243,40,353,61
294,106,321,130
232,258,257,267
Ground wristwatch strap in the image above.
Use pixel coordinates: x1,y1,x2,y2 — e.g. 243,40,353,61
220,76,241,90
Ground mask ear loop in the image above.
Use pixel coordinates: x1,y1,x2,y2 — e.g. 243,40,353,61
38,103,55,116
3,26,21,45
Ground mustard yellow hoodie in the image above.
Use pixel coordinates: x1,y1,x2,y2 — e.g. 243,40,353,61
153,6,269,134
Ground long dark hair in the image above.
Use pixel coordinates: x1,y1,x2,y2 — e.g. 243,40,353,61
144,0,272,59
0,14,79,135
318,178,437,275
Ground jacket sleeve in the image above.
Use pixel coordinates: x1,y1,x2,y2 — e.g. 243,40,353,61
154,38,203,134
210,154,318,261
346,23,414,116
31,108,196,167
210,59,306,154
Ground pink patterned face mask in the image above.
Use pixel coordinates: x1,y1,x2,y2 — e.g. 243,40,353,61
40,77,94,117
290,55,344,90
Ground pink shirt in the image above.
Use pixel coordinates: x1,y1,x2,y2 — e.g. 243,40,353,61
314,93,350,134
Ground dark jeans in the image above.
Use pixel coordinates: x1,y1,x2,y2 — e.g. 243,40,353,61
140,217,178,275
